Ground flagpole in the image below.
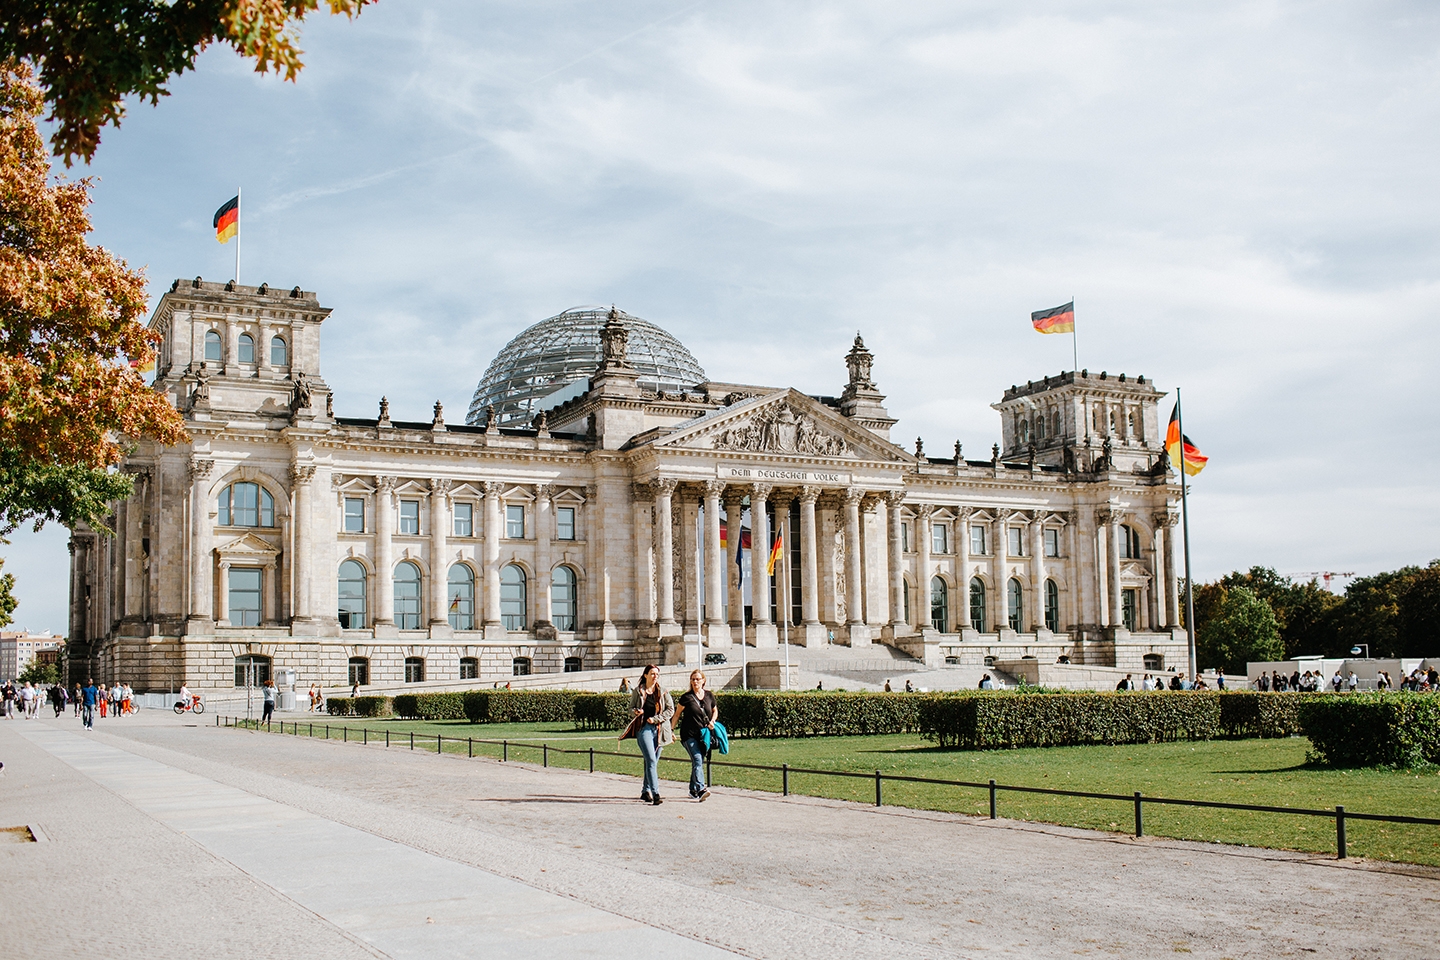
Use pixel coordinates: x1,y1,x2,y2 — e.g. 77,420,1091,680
1177,387,1197,680
739,524,748,692
235,186,242,285
1071,295,1078,373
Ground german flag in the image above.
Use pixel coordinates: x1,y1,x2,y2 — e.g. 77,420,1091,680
765,530,784,576
1031,301,1075,335
1166,403,1208,476
718,523,751,550
214,195,239,244
128,356,155,375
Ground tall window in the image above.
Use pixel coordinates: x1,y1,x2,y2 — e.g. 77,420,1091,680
970,524,987,555
1045,579,1059,632
1122,588,1137,631
1018,419,1030,443
930,576,948,632
1120,525,1142,560
270,336,287,366
1044,527,1060,558
512,657,531,676
1007,578,1023,632
459,657,479,680
338,560,366,628
343,497,365,533
447,564,475,630
969,578,986,632
228,568,262,626
1007,526,1024,557
501,564,527,630
452,502,473,537
234,654,270,688
399,500,420,535
902,579,911,623
404,657,425,683
1035,414,1046,440
931,523,948,554
394,561,422,629
556,506,576,540
219,482,274,527
551,566,577,631
204,329,222,361
237,332,255,363
506,504,525,539
348,656,369,687
901,522,910,553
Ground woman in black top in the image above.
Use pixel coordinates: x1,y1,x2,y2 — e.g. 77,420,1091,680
677,670,718,801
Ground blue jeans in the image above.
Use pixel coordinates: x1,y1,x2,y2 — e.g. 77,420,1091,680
82,705,94,728
637,724,661,798
682,738,707,796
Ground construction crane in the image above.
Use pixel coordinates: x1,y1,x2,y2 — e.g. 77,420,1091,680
1292,571,1356,591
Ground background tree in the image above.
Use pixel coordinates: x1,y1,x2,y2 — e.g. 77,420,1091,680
1395,562,1440,657
1197,586,1283,675
0,558,16,627
1,1,373,165
18,658,57,686
1326,566,1422,659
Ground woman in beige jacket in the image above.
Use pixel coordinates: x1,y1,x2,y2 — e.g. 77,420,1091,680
629,664,674,804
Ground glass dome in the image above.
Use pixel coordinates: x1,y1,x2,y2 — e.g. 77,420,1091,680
466,306,708,428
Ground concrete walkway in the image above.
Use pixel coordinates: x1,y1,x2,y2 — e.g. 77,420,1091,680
3,711,1438,959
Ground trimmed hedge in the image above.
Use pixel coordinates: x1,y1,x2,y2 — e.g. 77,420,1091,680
574,693,631,730
393,692,466,720
715,691,926,738
326,696,394,718
1217,692,1303,739
461,690,581,724
919,692,1222,749
1297,693,1440,768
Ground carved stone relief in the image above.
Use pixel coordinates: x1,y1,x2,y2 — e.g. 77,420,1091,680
710,402,850,457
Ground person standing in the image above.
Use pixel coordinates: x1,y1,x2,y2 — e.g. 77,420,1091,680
261,679,277,724
677,670,718,802
629,664,674,805
81,679,98,730
20,681,35,718
97,684,108,718
72,683,82,716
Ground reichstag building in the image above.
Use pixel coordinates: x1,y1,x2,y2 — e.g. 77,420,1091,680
69,280,1187,691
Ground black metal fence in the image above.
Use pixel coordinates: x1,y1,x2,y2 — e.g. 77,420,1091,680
218,715,1440,860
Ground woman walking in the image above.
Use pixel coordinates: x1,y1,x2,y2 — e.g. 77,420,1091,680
677,670,718,802
629,665,674,805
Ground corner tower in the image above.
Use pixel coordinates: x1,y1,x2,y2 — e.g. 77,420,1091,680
992,370,1166,473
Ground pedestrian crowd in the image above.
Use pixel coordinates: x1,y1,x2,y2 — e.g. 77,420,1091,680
1,678,140,722
1253,667,1439,692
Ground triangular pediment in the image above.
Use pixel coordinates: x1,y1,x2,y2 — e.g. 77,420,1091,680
650,390,911,463
216,532,281,561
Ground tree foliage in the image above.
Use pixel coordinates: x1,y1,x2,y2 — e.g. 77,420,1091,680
0,558,15,628
0,63,187,536
1197,586,1283,675
18,658,57,686
1,1,373,165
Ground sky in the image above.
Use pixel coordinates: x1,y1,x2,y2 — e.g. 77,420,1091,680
7,0,1440,635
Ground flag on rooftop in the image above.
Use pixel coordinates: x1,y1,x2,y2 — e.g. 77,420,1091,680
1166,403,1208,476
214,195,239,244
1031,301,1075,334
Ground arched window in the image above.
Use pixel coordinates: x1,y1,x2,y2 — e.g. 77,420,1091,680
459,657,479,680
563,656,582,673
404,656,425,683
1007,578,1023,632
394,561,422,630
930,576,948,632
1019,419,1030,443
1035,414,1046,440
338,559,367,629
205,329,222,362
1129,409,1142,440
969,578,986,632
1052,409,1061,435
551,566,577,632
1143,653,1164,671
238,332,255,364
270,336,288,366
234,654,270,688
347,656,369,686
512,656,531,676
447,564,475,630
219,482,275,527
228,567,262,626
1045,579,1059,632
501,564,527,631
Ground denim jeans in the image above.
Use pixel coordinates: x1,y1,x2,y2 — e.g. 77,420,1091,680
82,705,94,728
682,738,707,796
637,723,661,798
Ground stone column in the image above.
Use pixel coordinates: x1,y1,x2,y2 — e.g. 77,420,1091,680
534,485,554,630
1094,517,1109,628
798,487,824,644
725,489,745,633
258,322,271,374
992,512,1009,633
291,463,316,621
843,488,865,629
217,560,232,626
1105,510,1124,629
429,479,451,628
653,479,677,626
483,481,503,633
913,505,932,631
956,507,973,634
1163,513,1180,628
885,492,906,635
702,480,730,645
374,476,396,628
1031,515,1047,633
188,457,214,623
750,484,777,648
223,316,236,376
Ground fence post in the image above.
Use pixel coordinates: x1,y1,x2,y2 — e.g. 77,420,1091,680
503,740,508,762
438,734,442,755
1336,806,1347,859
589,747,594,773
386,729,389,748
469,737,473,759
325,724,329,739
875,770,883,807
343,726,347,743
544,743,548,767
1134,792,1143,838
410,732,414,751
989,780,997,819
783,763,789,796
216,715,219,727
707,753,713,786
363,728,367,745
309,722,313,737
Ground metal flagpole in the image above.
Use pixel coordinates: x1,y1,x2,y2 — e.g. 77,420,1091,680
779,524,790,691
235,186,242,285
1071,296,1078,373
1178,387,1197,679
739,521,748,692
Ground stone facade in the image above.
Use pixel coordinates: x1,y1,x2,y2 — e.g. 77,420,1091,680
69,281,1188,691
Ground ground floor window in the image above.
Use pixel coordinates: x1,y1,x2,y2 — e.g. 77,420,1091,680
448,564,475,630
969,578,986,632
347,656,369,687
1007,578,1023,632
930,576,948,632
1143,653,1164,671
404,656,425,683
512,657,531,676
459,656,479,680
338,559,366,629
551,566,576,631
501,565,527,631
234,654,271,688
1045,579,1059,632
1122,588,1138,632
563,656,582,673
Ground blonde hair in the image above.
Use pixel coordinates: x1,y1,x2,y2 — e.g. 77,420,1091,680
689,670,707,685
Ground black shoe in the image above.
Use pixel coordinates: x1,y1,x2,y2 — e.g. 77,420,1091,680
640,793,653,803
651,796,663,805
698,790,710,802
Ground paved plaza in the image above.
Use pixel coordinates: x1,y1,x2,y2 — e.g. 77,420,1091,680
2,711,1437,959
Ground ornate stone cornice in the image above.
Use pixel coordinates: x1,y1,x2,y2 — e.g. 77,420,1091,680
749,482,773,502
289,463,317,484
798,485,821,505
651,477,679,499
842,486,865,507
430,478,453,497
702,479,726,499
188,457,214,481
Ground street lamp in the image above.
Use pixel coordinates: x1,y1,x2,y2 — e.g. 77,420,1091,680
1349,645,1369,659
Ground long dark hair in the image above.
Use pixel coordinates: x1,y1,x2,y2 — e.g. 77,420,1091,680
639,664,659,692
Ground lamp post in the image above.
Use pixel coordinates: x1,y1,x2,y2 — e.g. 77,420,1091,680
1349,644,1369,659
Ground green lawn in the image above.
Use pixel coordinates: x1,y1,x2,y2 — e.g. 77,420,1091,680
251,716,1440,866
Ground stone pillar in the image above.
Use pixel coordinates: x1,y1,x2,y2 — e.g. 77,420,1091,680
956,507,974,636
749,484,777,648
291,463,316,622
885,492,906,636
534,485,554,633
483,481,503,635
1095,517,1110,628
188,457,214,623
653,479,677,626
842,488,865,634
913,505,932,632
798,486,824,644
702,481,730,646
263,562,277,625
992,512,1009,634
1031,515,1047,634
217,560,232,626
1162,513,1180,628
223,316,236,376
429,479,452,629
1109,514,1125,629
258,322,271,374
374,476,396,629
725,489,745,634
774,495,794,631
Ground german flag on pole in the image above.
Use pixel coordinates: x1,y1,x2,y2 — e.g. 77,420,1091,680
214,195,239,244
766,530,784,577
1166,402,1208,476
128,356,155,375
1031,301,1075,334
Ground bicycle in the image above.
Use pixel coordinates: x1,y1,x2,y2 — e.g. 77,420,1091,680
173,696,205,715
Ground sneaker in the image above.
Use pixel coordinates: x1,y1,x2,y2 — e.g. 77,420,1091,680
640,793,653,803
651,796,663,805
698,790,710,802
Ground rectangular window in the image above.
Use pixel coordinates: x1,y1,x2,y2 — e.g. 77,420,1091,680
1044,528,1060,558
901,522,910,553
399,500,419,535
228,568,263,627
970,524,987,556
452,502,473,537
556,506,575,540
506,504,525,539
931,523,948,554
1008,526,1024,557
344,498,365,533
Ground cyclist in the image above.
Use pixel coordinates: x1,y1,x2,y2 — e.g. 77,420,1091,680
178,681,192,711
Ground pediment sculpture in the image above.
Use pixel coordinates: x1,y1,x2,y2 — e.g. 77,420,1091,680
710,402,850,457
